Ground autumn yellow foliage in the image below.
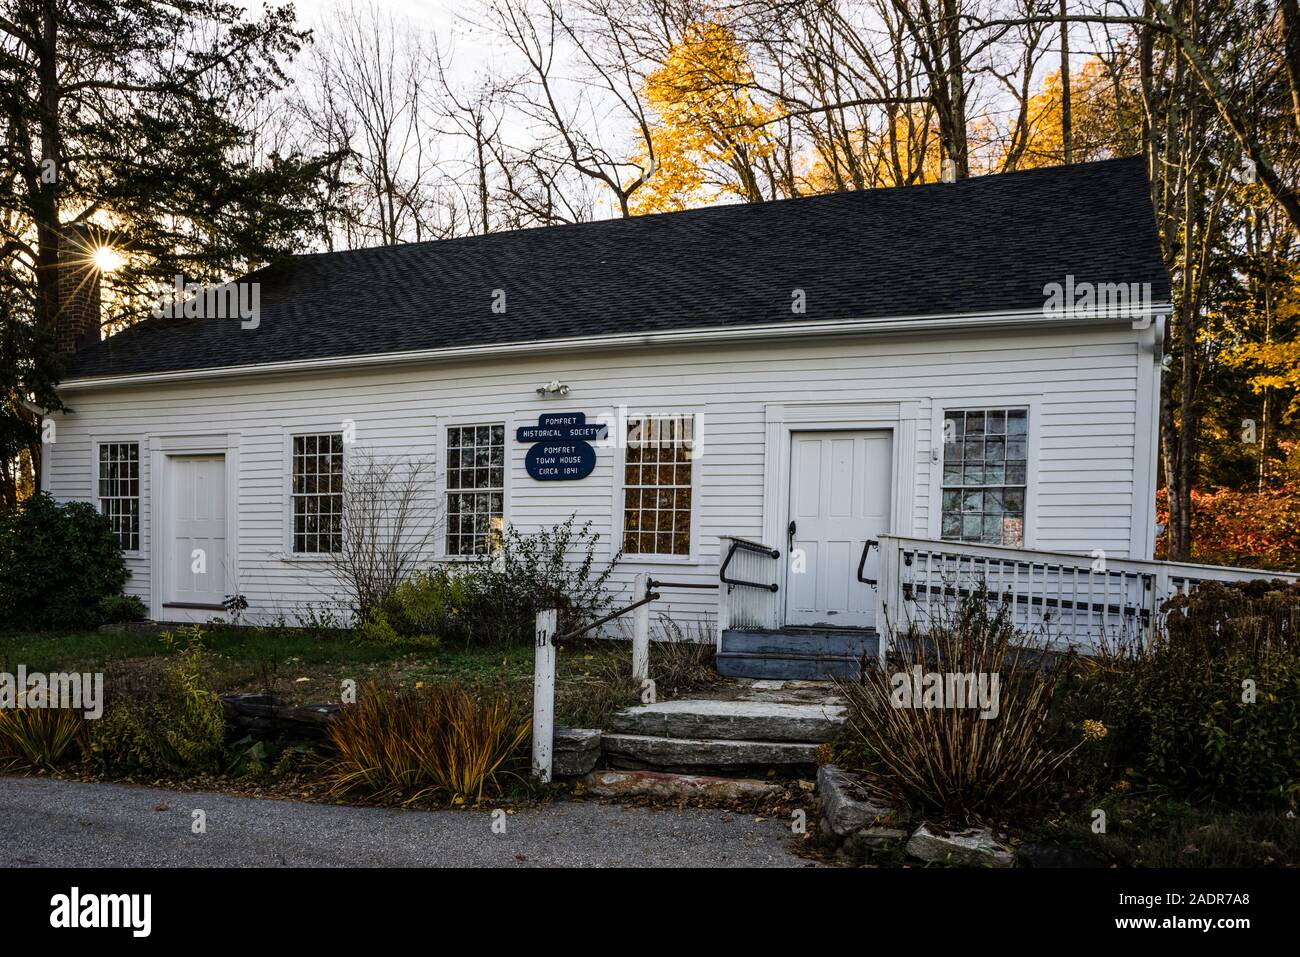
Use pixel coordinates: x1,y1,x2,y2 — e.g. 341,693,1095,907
630,21,781,213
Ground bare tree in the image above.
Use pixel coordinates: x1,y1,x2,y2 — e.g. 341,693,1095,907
295,450,443,623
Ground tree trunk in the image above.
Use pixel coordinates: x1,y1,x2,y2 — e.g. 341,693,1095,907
1059,0,1072,164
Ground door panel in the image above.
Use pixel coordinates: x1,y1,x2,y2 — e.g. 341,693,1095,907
167,455,227,606
786,431,891,628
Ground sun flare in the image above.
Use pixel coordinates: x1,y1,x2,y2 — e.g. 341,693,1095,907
92,245,123,272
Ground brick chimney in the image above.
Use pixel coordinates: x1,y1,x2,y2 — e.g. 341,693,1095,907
55,225,103,352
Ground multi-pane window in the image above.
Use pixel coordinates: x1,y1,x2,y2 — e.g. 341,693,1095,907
292,433,344,554
446,424,505,556
98,442,139,551
623,415,694,557
941,408,1028,546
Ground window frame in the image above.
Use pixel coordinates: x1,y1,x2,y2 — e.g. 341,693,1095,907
96,440,141,553
613,410,703,565
929,397,1039,549
442,421,507,558
287,430,346,557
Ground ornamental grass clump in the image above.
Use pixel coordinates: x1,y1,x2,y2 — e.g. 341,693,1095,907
0,706,86,770
326,682,530,804
839,592,1088,821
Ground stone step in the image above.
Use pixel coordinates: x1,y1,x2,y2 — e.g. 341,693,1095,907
601,733,820,771
722,628,878,658
583,769,785,802
716,651,862,681
605,699,844,743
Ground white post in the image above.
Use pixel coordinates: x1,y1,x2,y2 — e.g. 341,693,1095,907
532,608,557,784
632,572,650,684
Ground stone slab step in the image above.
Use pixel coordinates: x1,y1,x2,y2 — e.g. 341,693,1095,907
722,629,878,658
605,699,844,743
716,652,861,681
601,733,820,770
583,769,784,801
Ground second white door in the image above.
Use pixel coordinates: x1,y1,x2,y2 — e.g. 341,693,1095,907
785,430,892,628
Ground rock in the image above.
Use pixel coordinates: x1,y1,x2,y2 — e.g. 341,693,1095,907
1017,841,1106,868
850,826,909,851
552,728,601,777
906,823,1015,868
600,733,819,770
604,699,844,743
582,769,783,801
817,765,895,837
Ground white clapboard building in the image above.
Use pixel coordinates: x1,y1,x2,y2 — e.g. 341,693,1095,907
48,157,1231,678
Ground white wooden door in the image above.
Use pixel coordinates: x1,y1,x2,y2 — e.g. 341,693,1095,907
785,431,892,628
166,455,227,607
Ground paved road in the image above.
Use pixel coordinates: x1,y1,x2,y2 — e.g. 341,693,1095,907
0,776,810,868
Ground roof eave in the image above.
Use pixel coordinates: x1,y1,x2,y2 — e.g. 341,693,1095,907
57,303,1171,393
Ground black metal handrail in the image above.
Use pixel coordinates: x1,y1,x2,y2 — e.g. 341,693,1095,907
557,591,661,643
719,537,780,593
857,539,878,586
648,579,719,590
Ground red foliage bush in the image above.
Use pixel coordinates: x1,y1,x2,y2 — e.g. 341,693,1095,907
1156,485,1300,571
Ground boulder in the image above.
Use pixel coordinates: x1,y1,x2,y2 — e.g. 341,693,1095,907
906,823,1015,868
817,765,895,837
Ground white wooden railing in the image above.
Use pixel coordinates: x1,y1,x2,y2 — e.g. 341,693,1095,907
874,533,1300,662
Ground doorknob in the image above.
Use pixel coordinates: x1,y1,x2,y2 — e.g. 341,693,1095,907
787,520,797,543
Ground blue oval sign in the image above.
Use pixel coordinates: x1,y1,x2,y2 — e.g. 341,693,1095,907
525,440,596,481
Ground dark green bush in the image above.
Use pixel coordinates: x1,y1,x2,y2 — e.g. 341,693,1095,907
0,491,128,628
1050,580,1300,807
366,517,619,647
90,627,226,777
99,593,148,624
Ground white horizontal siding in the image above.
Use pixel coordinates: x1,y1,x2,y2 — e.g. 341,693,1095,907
48,324,1154,628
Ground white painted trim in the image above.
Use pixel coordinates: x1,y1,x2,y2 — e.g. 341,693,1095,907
435,417,511,561
926,396,1043,549
762,400,918,626
89,434,145,558
610,407,706,566
1131,315,1164,559
280,425,348,561
57,304,1173,392
149,436,239,622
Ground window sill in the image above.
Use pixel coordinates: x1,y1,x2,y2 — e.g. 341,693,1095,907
620,554,701,566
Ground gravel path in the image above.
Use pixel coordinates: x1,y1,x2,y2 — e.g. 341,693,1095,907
0,776,811,868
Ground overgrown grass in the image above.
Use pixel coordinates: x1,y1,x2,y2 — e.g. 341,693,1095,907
1028,792,1300,867
325,681,531,803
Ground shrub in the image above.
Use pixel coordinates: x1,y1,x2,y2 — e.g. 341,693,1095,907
99,593,148,624
0,707,86,770
1156,486,1300,571
366,517,620,647
1049,581,1300,807
89,627,226,777
325,682,530,803
839,593,1086,821
0,491,128,628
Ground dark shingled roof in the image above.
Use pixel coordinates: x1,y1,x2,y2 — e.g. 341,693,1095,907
66,156,1169,380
